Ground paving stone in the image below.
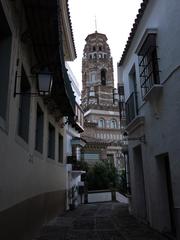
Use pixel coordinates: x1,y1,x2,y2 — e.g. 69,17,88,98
95,217,115,230
73,217,95,230
32,202,169,240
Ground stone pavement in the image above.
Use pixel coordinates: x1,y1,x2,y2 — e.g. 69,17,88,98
33,202,169,240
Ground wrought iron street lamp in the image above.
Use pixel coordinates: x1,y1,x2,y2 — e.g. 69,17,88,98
37,71,53,96
14,70,53,97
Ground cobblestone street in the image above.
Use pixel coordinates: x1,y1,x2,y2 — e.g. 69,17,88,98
33,202,168,240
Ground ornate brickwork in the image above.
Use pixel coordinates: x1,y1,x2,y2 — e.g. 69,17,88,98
81,31,124,171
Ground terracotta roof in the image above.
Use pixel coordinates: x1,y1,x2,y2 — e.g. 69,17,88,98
85,31,108,41
118,0,149,66
82,136,108,146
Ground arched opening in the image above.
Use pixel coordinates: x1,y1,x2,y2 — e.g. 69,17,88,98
98,118,105,128
101,69,106,85
111,119,117,129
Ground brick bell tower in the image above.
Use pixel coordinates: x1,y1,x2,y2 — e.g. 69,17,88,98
80,31,124,171
81,31,118,109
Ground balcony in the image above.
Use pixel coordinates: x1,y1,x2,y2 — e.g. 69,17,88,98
125,92,138,125
73,103,84,133
67,156,86,171
125,92,145,133
23,0,76,118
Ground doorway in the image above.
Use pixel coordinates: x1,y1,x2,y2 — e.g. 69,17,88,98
156,153,176,236
133,145,147,220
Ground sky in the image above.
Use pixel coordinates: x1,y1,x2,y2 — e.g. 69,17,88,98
67,0,142,90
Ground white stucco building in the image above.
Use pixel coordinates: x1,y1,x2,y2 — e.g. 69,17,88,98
65,63,86,209
118,0,180,239
0,0,79,239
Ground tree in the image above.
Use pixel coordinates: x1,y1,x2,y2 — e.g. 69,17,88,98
87,161,119,190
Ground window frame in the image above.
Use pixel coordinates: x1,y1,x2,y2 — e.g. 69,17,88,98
137,31,160,99
98,118,105,128
35,104,44,154
48,122,55,160
58,133,63,163
111,119,117,129
17,66,31,143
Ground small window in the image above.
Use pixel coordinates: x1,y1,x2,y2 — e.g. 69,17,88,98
94,53,97,59
18,67,31,143
98,118,105,128
58,134,63,163
138,33,160,98
35,104,44,153
48,123,55,159
111,119,117,129
93,46,96,51
0,3,12,120
99,46,102,51
89,72,96,84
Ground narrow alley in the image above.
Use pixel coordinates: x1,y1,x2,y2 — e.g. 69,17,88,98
33,202,168,240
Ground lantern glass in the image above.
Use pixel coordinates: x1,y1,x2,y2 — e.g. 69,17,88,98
38,72,53,96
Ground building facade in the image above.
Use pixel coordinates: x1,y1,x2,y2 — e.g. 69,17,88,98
65,63,86,209
0,0,79,239
118,0,180,239
81,31,124,172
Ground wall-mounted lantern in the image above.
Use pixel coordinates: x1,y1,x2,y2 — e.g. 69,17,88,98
37,71,53,96
14,69,53,97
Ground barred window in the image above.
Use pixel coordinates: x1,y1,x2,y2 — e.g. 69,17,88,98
138,33,160,98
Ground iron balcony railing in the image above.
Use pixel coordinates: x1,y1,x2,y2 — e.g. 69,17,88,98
139,45,160,98
125,92,138,125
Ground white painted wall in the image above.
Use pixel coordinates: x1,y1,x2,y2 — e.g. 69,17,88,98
0,1,66,213
118,0,180,237
88,191,112,203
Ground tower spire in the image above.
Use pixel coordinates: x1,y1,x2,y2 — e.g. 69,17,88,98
95,15,97,32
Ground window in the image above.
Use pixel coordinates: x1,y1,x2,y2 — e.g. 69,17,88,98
99,46,102,51
48,123,55,159
0,4,12,121
98,118,105,128
101,69,106,85
18,67,31,142
111,119,117,129
89,72,96,84
93,46,96,51
35,104,44,153
125,65,139,125
58,134,63,163
138,33,160,98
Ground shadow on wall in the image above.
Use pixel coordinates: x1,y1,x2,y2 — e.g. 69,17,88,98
0,190,66,240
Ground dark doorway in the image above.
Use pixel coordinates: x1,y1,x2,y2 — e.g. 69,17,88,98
101,69,106,85
156,153,176,237
133,145,147,220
